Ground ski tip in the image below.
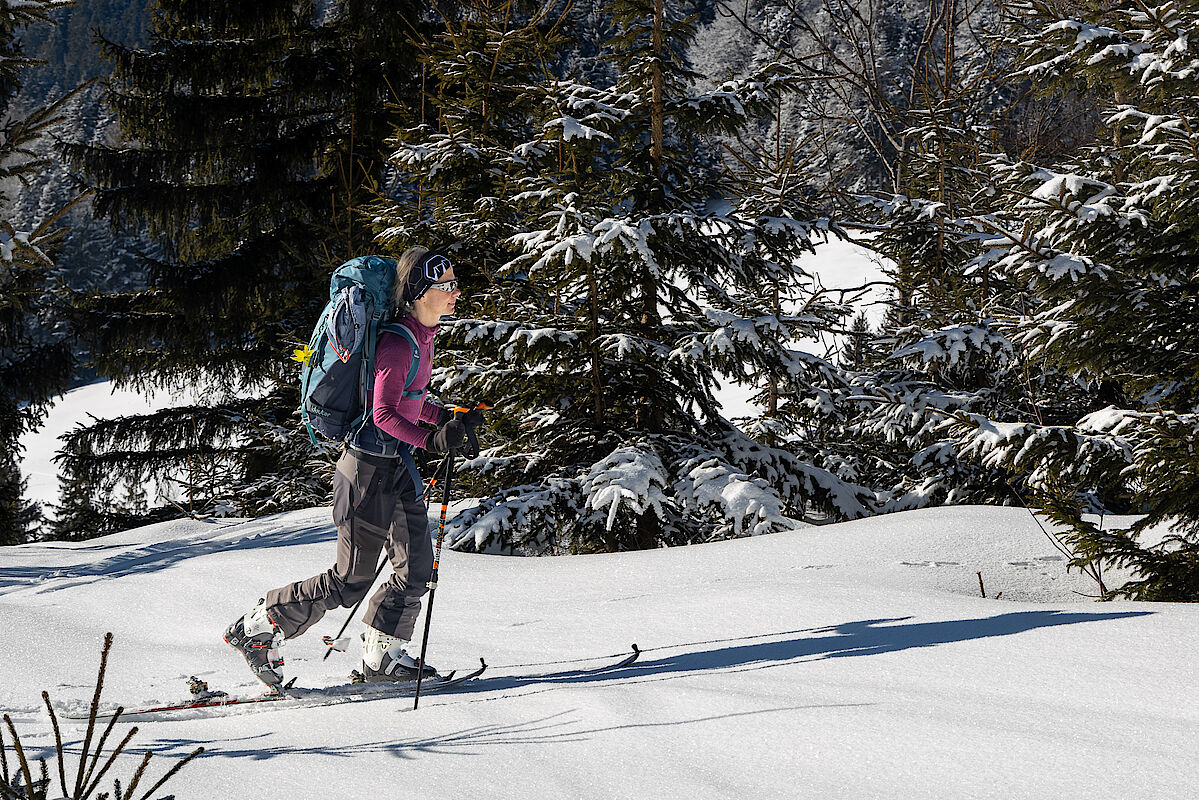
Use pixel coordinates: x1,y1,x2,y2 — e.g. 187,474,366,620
631,643,639,654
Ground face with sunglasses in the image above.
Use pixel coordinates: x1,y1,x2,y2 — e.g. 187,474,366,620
413,263,461,325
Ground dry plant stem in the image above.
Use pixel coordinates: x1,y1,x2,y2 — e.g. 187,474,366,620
1,716,34,800
5,633,200,800
0,731,26,800
1,726,10,788
134,747,204,800
81,707,130,793
119,752,153,800
0,773,21,800
75,632,114,797
82,727,138,800
41,691,69,798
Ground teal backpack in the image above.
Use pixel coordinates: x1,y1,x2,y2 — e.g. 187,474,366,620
299,256,421,444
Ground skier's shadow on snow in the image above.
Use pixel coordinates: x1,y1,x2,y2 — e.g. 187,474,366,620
0,519,335,594
124,611,1153,763
457,609,1152,694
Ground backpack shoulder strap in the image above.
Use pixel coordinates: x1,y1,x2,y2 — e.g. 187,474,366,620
380,322,423,399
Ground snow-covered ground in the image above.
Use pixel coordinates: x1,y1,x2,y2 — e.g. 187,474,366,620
19,381,202,513
1,505,1194,800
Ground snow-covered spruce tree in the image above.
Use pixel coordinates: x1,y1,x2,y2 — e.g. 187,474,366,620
0,0,76,545
368,1,576,513
854,0,1018,327
55,0,424,536
946,0,1199,600
424,1,870,554
826,3,1031,507
813,1,1107,511
717,80,881,519
373,0,572,298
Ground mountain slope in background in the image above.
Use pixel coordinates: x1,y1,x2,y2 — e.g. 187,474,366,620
8,0,151,301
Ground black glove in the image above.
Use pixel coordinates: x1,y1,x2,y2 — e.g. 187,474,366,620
457,407,485,457
436,406,486,428
425,419,466,453
458,408,485,429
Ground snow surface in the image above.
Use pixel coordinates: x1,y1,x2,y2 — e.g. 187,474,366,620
18,381,202,512
1,505,1194,800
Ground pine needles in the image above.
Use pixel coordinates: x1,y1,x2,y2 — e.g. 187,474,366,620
0,633,203,800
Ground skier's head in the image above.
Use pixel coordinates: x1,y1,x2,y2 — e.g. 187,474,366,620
395,246,460,319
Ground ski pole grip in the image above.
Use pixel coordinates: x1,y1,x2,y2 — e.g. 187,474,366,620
451,401,493,416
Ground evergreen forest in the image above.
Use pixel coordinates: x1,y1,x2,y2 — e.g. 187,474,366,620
3,0,1198,601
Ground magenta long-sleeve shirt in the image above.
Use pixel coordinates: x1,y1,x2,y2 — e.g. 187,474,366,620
371,316,444,449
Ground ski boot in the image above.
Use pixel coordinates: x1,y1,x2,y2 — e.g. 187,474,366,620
358,626,438,683
187,676,228,702
223,599,285,689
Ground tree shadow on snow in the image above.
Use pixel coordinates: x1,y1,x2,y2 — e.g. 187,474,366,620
0,520,334,595
128,702,868,762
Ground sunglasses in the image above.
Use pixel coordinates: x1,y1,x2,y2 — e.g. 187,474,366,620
429,278,459,293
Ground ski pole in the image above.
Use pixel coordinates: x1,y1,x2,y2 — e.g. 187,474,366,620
413,402,487,708
322,451,452,660
413,444,454,709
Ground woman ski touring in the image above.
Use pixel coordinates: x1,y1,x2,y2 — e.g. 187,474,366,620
224,246,481,688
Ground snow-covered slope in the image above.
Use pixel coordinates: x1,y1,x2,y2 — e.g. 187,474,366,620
1,506,1193,799
19,380,203,512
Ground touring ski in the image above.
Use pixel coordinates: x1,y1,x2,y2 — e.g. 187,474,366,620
65,645,639,721
515,644,641,681
65,659,487,721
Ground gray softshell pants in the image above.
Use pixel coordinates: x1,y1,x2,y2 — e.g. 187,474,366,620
264,447,432,642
